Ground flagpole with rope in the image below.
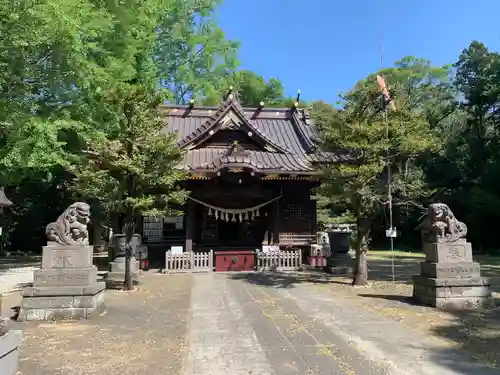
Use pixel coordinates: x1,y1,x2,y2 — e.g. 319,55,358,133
376,28,396,283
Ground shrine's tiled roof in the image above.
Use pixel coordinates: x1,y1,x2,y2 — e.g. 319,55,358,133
161,98,347,174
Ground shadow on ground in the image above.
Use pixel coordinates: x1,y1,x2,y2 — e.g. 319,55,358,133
229,270,348,288
231,253,500,370
428,300,500,369
356,255,500,370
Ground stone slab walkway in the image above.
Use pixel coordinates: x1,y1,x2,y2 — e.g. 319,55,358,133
15,272,499,375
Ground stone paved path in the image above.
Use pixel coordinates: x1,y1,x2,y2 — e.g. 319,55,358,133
182,273,497,375
16,272,498,375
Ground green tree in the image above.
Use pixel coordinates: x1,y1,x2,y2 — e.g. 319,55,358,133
0,0,113,183
155,0,240,104
427,42,500,248
220,70,286,107
71,81,186,289
0,0,239,253
314,59,445,285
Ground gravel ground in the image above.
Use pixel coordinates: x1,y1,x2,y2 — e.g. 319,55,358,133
7,253,500,374
16,273,191,375
12,270,499,375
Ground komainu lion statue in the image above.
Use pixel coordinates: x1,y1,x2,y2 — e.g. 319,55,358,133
45,202,91,245
415,203,467,243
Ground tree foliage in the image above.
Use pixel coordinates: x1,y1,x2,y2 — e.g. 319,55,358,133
156,0,239,104
0,0,236,254
71,82,186,218
314,57,448,285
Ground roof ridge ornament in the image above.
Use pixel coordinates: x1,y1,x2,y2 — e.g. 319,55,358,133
226,140,250,157
292,89,301,111
225,85,239,102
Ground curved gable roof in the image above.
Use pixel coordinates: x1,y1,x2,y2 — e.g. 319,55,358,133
176,97,288,153
162,98,341,174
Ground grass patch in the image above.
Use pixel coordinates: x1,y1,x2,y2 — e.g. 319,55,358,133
369,250,500,266
369,250,424,260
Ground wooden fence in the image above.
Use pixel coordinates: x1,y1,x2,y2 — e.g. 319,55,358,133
164,250,213,273
164,249,302,273
257,250,301,271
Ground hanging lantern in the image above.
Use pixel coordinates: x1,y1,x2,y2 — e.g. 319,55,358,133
225,212,229,222
255,209,260,217
265,212,268,217
231,214,236,222
239,212,243,221
244,212,249,220
208,207,212,216
215,210,219,220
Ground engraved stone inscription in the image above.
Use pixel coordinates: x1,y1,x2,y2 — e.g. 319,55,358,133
52,250,73,268
445,245,465,262
33,267,97,286
436,265,480,275
42,246,93,269
34,272,89,283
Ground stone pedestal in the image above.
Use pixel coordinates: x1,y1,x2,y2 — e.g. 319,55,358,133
0,330,22,375
105,234,140,289
18,243,105,321
326,231,353,275
327,253,353,275
412,241,493,309
106,257,140,288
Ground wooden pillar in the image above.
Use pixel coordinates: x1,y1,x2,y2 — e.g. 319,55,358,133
310,197,318,234
185,200,195,252
272,199,280,245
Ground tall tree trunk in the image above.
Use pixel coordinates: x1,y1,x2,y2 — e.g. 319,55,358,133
123,217,134,291
123,100,136,291
92,216,104,253
352,218,371,286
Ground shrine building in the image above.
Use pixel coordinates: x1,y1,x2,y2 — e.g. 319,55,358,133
142,91,341,264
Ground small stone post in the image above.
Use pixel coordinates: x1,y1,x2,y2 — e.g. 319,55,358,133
412,203,494,309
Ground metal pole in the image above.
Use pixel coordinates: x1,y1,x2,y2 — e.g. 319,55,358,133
384,106,395,283
380,23,396,283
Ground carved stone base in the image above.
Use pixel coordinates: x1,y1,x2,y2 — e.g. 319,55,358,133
18,243,106,321
326,254,353,275
18,282,105,321
0,330,22,375
412,275,494,309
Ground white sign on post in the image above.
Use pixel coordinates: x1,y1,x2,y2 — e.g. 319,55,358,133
262,245,279,253
171,246,183,254
385,227,397,238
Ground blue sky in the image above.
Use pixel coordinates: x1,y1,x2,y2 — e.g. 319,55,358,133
217,0,500,103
